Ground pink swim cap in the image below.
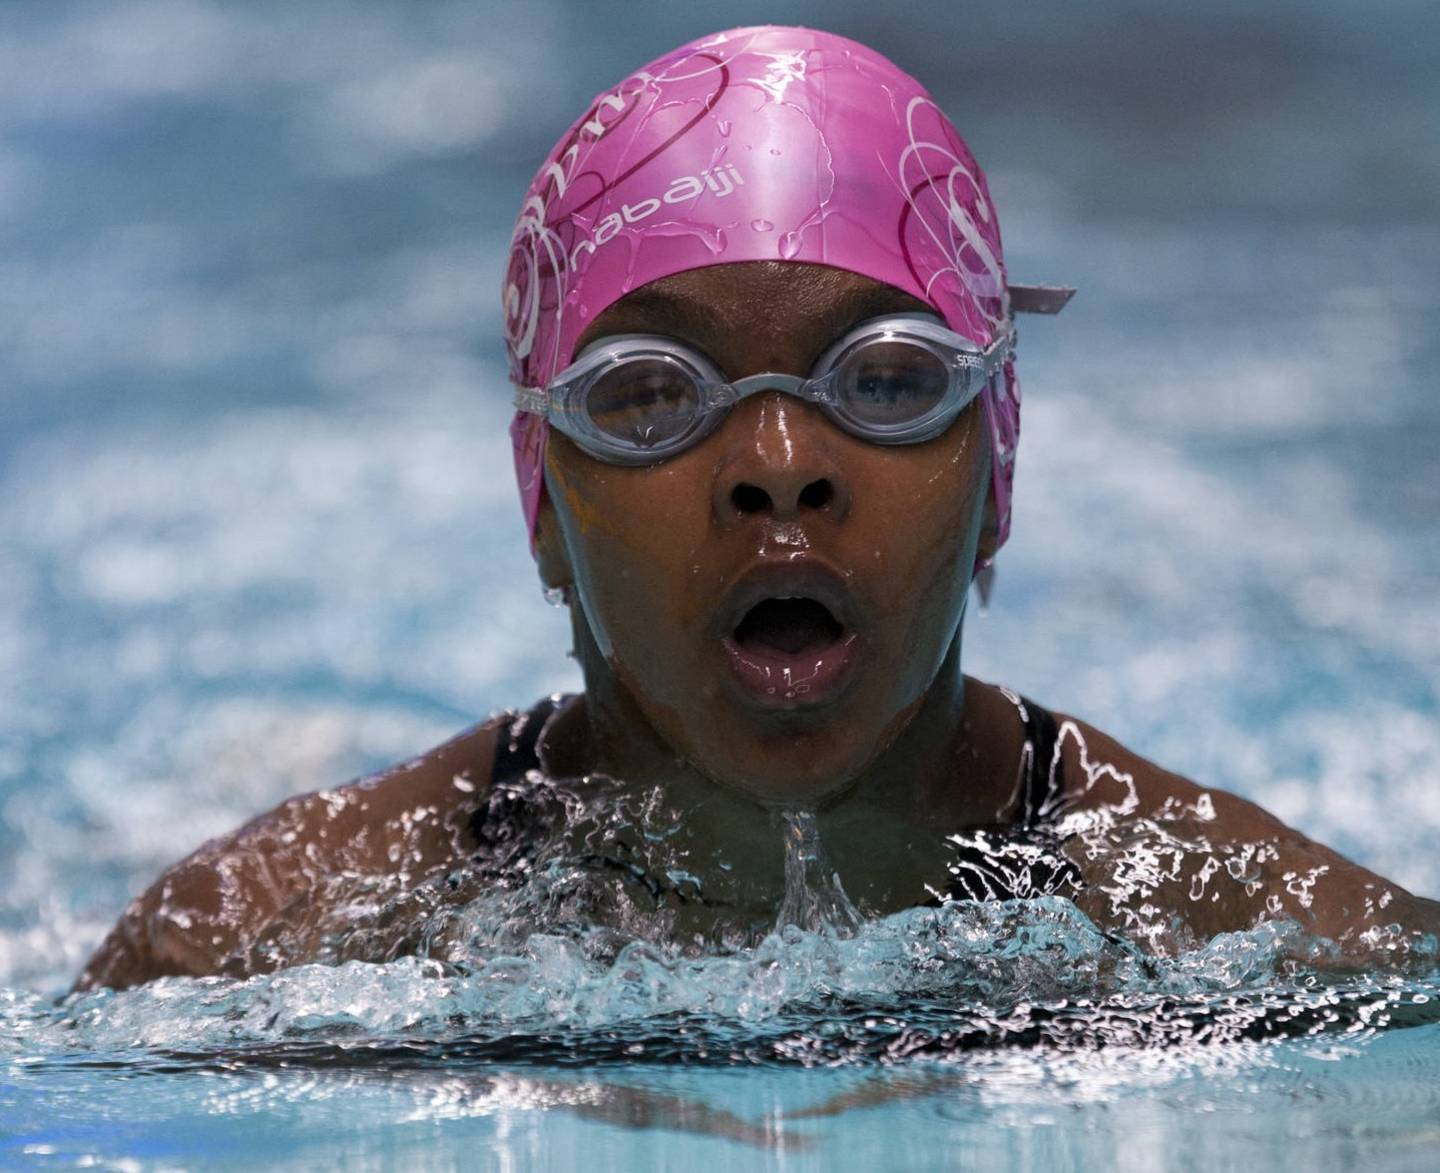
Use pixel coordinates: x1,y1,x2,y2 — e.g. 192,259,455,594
504,25,1059,564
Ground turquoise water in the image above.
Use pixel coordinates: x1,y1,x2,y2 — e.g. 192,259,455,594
9,1028,1440,1169
4,1,1440,1168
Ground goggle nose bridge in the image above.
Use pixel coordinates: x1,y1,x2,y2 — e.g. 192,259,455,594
715,372,833,408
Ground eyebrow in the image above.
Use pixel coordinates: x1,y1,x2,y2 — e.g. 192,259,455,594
579,288,719,347
573,281,935,358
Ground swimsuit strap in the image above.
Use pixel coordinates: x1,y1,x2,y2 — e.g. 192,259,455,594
489,694,563,784
467,695,563,846
1016,692,1066,828
936,693,1077,903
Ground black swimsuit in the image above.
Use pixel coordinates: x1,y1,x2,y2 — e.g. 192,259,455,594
472,691,1081,904
937,690,1082,902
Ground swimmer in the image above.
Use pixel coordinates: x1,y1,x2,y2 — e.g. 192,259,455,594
76,26,1439,991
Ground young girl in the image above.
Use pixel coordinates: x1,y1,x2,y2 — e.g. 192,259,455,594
76,25,1438,992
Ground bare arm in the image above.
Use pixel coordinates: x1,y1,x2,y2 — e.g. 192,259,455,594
1053,714,1440,961
73,717,503,992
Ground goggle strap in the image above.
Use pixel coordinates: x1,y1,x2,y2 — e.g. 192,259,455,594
984,329,1014,370
1007,284,1077,315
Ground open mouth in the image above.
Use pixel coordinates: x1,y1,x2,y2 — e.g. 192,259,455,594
716,570,862,709
732,597,845,657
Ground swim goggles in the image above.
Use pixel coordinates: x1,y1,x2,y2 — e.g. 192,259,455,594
512,313,1014,466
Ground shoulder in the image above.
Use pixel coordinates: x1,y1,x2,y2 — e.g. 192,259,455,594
73,709,516,992
956,680,1270,829
1035,705,1440,957
1044,707,1283,835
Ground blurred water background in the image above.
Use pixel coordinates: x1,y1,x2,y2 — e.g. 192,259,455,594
2,1,1439,1168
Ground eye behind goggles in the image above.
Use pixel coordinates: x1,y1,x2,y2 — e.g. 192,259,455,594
512,313,1015,467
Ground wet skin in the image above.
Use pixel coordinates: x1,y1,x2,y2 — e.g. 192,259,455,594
75,263,1440,991
534,261,1004,817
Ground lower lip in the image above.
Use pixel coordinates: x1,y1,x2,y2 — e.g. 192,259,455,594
719,632,860,709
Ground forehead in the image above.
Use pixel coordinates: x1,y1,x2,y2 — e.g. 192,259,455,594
572,262,934,358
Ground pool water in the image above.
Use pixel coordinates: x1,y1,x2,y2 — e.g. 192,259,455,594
4,1,1440,1169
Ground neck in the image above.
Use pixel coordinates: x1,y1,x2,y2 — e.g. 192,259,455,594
556,605,1009,911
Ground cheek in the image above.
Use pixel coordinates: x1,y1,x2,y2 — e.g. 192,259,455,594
864,418,988,669
871,414,988,581
545,455,713,663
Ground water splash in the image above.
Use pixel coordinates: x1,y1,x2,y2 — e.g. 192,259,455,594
775,810,863,937
18,905,1440,1069
39,758,1440,1068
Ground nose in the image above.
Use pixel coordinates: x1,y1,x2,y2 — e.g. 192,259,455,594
712,392,852,525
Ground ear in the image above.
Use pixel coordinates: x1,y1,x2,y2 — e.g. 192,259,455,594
533,492,575,593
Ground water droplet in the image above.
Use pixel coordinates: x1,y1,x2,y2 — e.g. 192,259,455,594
750,218,774,232
543,586,568,608
778,231,803,260
716,119,732,137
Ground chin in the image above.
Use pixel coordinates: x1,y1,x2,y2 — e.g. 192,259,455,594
684,719,881,809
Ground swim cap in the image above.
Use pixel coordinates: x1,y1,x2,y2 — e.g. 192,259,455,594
504,25,1060,564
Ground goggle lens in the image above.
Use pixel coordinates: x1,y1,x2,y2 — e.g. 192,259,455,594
834,340,950,427
586,356,702,449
